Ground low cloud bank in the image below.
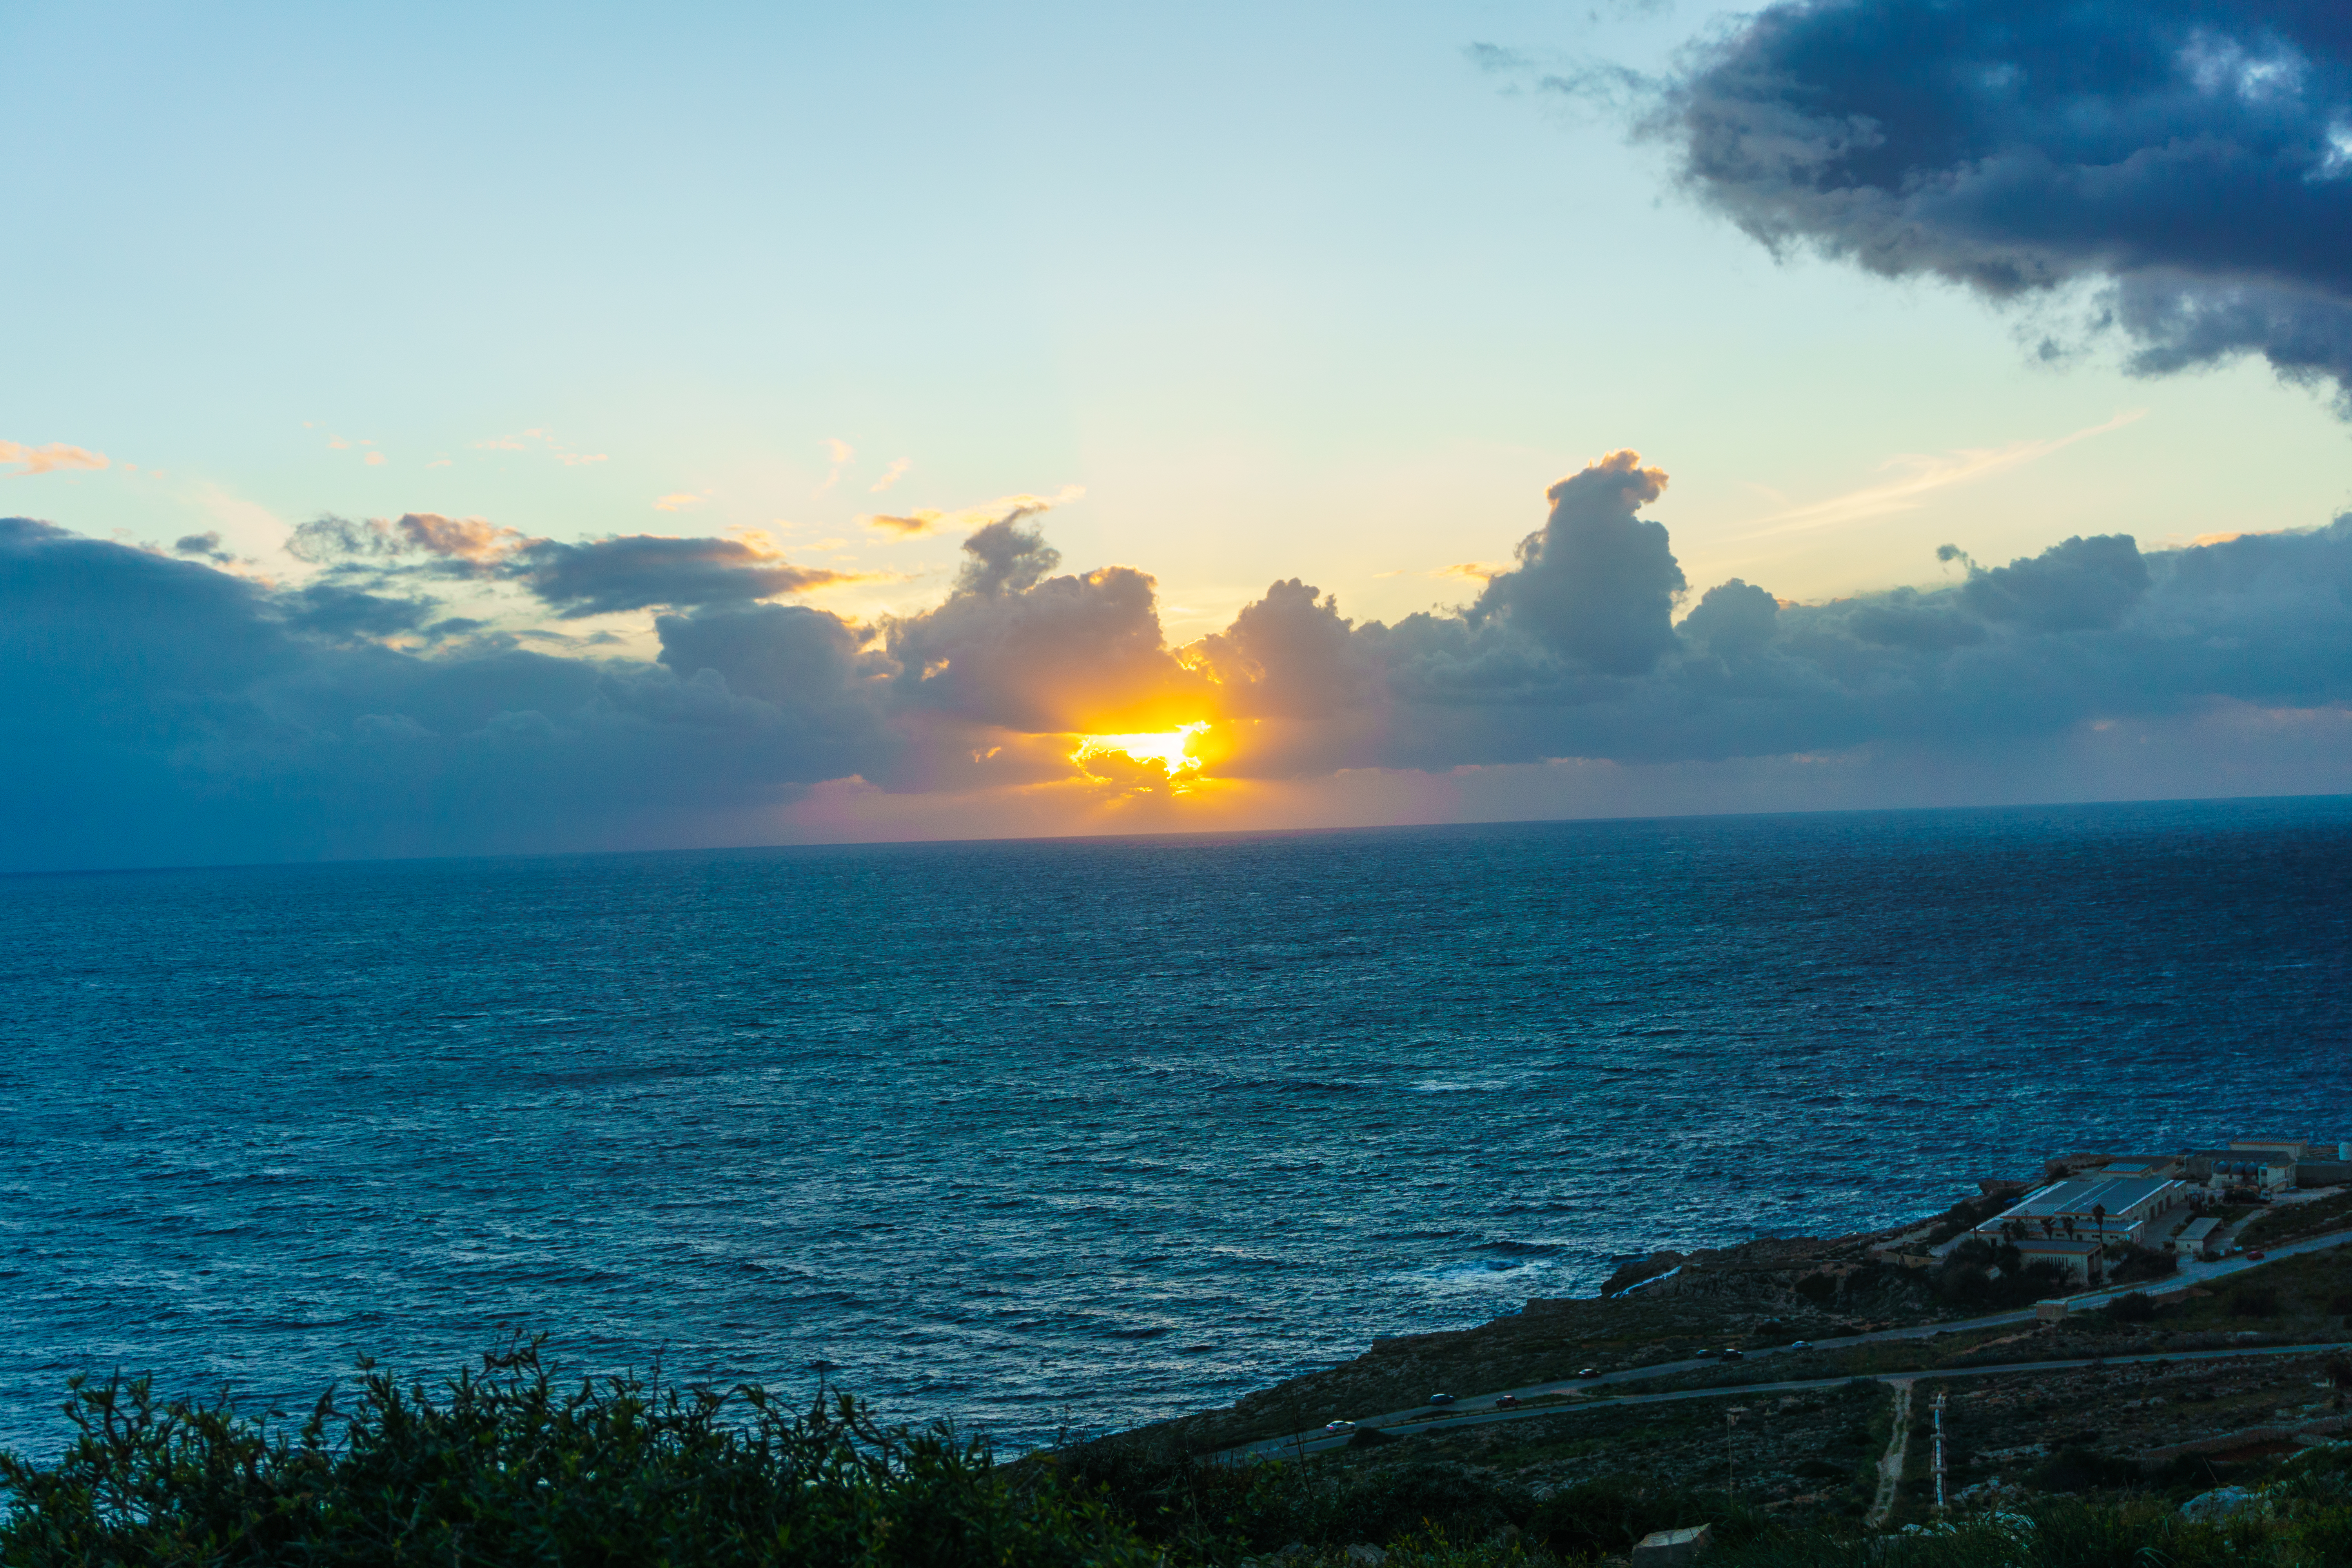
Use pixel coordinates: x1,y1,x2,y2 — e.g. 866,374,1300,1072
1656,0,2352,405
5,455,2351,869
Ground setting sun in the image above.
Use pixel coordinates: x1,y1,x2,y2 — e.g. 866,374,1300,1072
1070,722,1211,780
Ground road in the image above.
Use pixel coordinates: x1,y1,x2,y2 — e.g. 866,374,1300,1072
1230,1226,2352,1462
1238,1341,2352,1459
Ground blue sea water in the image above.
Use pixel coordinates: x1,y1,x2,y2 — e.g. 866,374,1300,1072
3,797,2349,1457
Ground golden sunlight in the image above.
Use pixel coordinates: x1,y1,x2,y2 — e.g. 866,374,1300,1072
1069,721,1211,780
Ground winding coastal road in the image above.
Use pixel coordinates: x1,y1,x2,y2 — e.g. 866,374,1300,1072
1228,1226,2352,1462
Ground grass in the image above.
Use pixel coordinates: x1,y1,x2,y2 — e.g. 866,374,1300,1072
2242,1190,2352,1252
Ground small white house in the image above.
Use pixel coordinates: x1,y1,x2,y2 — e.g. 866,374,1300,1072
2170,1216,2222,1259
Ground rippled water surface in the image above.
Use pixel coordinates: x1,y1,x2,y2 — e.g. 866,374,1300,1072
4,798,2349,1454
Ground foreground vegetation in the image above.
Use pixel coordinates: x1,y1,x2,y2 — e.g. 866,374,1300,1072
5,1345,2352,1565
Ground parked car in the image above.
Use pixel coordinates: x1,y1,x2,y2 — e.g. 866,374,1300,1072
1720,1348,1746,1361
1577,1368,1601,1380
2246,1249,2267,1260
1789,1340,1813,1351
1323,1420,1357,1434
1494,1394,1521,1409
1695,1348,1721,1359
1427,1393,1456,1406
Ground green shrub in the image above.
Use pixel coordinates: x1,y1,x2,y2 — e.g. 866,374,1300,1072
1525,1476,1766,1559
0,1341,1155,1568
2107,1245,2179,1285
2231,1285,2282,1318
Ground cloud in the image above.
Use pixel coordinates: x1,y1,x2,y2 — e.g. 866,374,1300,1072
653,492,705,512
9,445,2352,869
515,534,869,618
283,511,869,615
174,532,234,563
285,512,522,569
862,485,1083,539
1735,411,2147,539
815,438,855,495
1470,450,1685,674
881,514,1206,733
1,440,109,476
870,457,913,494
1185,579,1372,720
474,429,608,465
0,514,893,870
1659,0,2352,407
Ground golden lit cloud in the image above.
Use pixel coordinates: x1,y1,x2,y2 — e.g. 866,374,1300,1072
653,492,706,512
0,439,109,475
1374,561,1501,582
1071,721,1211,783
870,456,913,493
864,485,1083,538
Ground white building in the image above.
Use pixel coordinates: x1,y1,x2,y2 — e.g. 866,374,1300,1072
1974,1174,2189,1247
2170,1216,2222,1259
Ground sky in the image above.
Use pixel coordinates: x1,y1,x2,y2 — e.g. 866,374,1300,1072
6,0,2352,870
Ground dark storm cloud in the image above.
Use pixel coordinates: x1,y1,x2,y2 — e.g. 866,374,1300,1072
1660,0,2352,403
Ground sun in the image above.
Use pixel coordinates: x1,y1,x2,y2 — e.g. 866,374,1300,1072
1069,721,1211,780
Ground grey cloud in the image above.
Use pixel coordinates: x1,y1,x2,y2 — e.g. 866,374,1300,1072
515,535,856,619
173,531,233,562
1679,579,1779,660
883,519,1203,732
1198,453,2352,780
1659,0,2352,404
286,512,519,568
287,512,850,616
0,516,895,871
9,452,2352,872
1951,534,2151,631
274,583,437,641
1471,450,1686,673
1188,579,1370,719
953,517,1063,597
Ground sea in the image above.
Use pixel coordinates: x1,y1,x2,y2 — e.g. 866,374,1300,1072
3,797,2348,1457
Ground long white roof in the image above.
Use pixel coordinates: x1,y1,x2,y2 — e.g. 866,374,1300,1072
1988,1174,2182,1223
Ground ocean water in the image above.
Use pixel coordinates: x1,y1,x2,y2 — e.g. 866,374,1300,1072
3,797,2349,1456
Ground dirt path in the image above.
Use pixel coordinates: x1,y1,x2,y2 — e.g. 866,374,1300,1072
1866,1379,1915,1529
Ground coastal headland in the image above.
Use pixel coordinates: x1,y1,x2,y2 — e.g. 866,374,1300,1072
1063,1139,2352,1546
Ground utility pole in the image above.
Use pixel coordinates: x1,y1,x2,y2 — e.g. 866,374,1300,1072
1932,1391,1948,1515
